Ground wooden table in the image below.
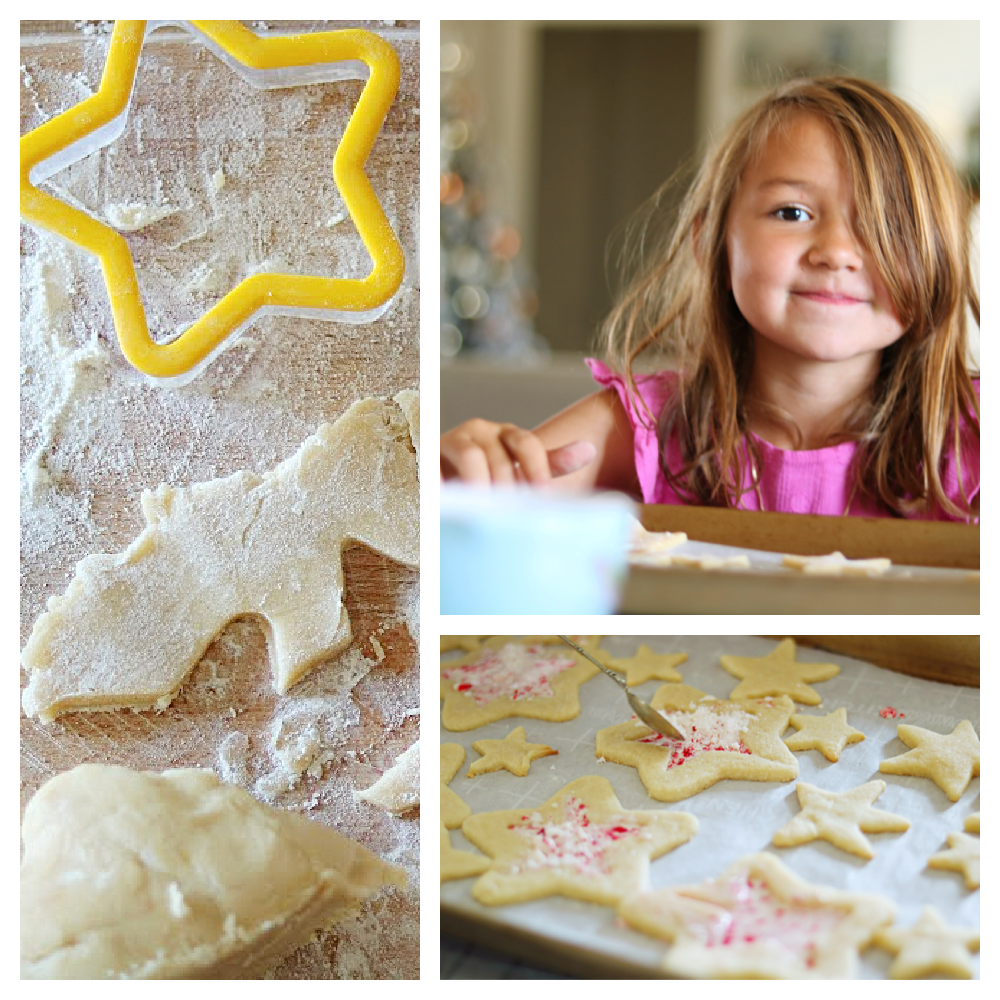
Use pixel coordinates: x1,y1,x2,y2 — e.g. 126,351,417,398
19,20,419,979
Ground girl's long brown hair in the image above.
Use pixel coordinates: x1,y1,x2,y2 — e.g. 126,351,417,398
601,76,979,518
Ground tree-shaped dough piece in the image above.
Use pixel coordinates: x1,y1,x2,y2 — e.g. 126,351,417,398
22,395,420,722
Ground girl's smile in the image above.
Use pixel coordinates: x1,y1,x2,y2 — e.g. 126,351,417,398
726,114,905,367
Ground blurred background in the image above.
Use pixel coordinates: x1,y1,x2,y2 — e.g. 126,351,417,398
440,20,980,432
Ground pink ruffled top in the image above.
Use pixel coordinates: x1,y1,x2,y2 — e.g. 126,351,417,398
587,359,979,521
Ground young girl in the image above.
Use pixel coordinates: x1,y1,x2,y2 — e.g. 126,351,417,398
441,77,980,521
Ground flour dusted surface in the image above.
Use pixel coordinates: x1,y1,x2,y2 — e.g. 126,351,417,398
20,20,419,979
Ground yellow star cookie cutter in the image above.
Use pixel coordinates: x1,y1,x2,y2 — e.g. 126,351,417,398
20,20,404,384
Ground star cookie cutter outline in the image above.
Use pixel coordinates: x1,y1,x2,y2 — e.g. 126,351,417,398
19,20,405,384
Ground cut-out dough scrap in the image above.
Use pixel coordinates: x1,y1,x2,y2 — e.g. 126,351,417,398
440,823,490,883
771,780,909,860
719,638,840,705
878,720,979,802
21,394,420,722
355,739,419,814
873,906,979,979
441,743,471,829
467,726,558,777
927,830,979,889
782,551,891,576
595,683,798,803
20,764,404,980
784,707,865,762
607,645,687,686
618,852,894,979
461,775,697,906
440,636,599,732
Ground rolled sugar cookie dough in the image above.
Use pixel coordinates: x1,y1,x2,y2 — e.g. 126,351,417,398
461,775,697,906
440,636,599,731
355,739,419,814
595,683,798,802
20,764,404,979
21,393,419,722
879,720,980,802
618,852,895,979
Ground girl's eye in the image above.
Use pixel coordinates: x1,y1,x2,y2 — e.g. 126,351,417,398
773,206,810,222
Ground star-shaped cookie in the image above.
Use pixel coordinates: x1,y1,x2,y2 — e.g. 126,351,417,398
618,852,895,979
783,708,865,762
467,727,558,777
440,636,599,731
607,645,687,686
460,775,697,906
441,636,488,653
782,551,891,576
771,780,909,859
719,638,839,705
440,822,490,883
879,720,980,801
873,906,979,979
965,812,980,834
441,743,471,829
928,831,980,889
594,684,798,803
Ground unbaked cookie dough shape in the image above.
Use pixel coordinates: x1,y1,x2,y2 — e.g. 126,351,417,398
595,684,798,803
440,636,599,732
607,645,687,686
20,764,404,979
927,830,980,889
719,638,840,705
468,726,558,777
618,852,894,979
22,394,420,722
461,775,697,906
879,720,980,802
783,707,865,762
441,822,491,883
441,743,471,829
873,906,979,979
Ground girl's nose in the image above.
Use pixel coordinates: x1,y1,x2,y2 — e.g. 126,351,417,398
807,216,863,270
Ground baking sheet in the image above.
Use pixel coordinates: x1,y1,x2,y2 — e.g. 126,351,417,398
440,636,980,979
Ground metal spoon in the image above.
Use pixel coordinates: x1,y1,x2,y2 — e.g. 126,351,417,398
557,635,683,740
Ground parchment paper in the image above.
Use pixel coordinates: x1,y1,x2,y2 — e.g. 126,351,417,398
440,635,980,979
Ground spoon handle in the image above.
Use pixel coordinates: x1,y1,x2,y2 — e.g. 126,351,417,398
556,635,626,689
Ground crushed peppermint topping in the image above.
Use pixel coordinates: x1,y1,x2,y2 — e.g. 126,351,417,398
879,706,905,719
680,874,846,963
505,797,648,877
638,703,753,767
442,643,576,705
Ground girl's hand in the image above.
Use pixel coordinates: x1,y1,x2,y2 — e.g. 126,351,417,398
440,419,596,485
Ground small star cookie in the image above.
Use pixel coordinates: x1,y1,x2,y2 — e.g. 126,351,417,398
441,743,471,829
441,636,488,653
618,852,895,978
441,636,599,731
467,726,558,777
928,830,980,889
607,645,687,686
594,684,798,803
873,906,979,979
879,720,979,801
460,775,698,906
783,708,865,762
441,822,490,882
782,551,891,576
719,639,839,705
771,780,910,860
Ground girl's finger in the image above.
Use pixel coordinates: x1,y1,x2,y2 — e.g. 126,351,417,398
498,426,552,484
547,440,597,478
